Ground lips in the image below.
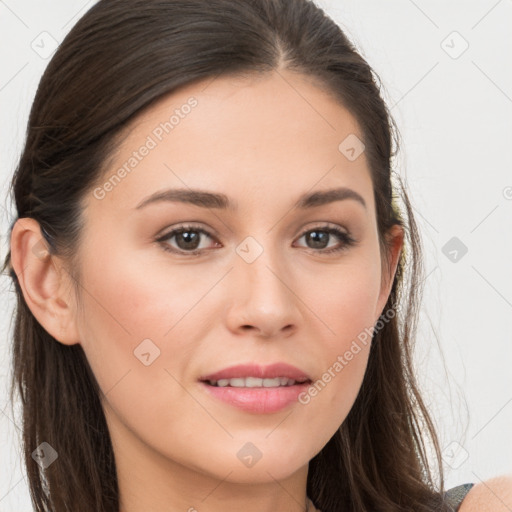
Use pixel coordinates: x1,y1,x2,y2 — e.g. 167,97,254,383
198,362,312,384
198,363,313,414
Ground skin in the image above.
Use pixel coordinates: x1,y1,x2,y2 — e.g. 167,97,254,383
10,67,444,512
459,476,512,511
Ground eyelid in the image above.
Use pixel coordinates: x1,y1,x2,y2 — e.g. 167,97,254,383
156,221,357,255
156,223,219,254
293,222,356,254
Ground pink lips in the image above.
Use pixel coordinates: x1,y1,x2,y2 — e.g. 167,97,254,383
198,363,312,414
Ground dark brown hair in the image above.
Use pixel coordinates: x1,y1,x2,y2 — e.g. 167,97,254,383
2,0,453,510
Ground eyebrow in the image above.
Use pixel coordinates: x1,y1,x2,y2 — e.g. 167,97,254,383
135,186,367,211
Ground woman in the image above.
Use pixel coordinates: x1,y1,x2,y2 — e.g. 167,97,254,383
2,0,511,510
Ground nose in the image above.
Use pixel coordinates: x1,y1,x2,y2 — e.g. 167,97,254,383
224,243,300,340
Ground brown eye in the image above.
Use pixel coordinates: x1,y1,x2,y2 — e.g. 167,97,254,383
156,223,356,256
157,225,218,254
295,225,356,254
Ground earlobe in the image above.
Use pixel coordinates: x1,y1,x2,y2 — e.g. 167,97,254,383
10,217,81,346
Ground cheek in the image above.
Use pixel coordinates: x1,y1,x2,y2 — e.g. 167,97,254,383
298,261,380,420
75,247,209,447
308,258,381,348
74,244,198,400
77,240,212,349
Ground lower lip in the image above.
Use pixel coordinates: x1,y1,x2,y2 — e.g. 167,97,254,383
199,381,311,413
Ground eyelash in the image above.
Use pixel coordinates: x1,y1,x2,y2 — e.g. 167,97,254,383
156,223,357,256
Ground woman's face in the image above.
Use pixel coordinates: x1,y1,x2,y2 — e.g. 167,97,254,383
69,70,402,501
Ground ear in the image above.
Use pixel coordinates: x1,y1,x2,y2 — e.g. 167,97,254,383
10,217,81,345
375,223,404,321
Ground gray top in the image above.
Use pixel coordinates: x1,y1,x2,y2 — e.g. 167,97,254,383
445,483,475,511
310,482,475,511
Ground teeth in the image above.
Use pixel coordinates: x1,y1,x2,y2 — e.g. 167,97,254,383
208,377,302,387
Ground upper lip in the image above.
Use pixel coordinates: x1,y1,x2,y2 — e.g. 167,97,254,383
199,363,312,382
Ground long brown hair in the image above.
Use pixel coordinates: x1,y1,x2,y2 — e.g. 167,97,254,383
2,0,453,510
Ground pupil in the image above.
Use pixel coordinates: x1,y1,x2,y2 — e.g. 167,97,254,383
307,230,328,249
177,231,200,250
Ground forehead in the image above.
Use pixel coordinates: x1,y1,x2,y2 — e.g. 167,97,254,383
87,69,373,218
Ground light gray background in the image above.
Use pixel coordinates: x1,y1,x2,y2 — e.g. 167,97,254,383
1,1,511,510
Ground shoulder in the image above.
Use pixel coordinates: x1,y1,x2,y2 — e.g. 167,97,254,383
458,475,512,512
